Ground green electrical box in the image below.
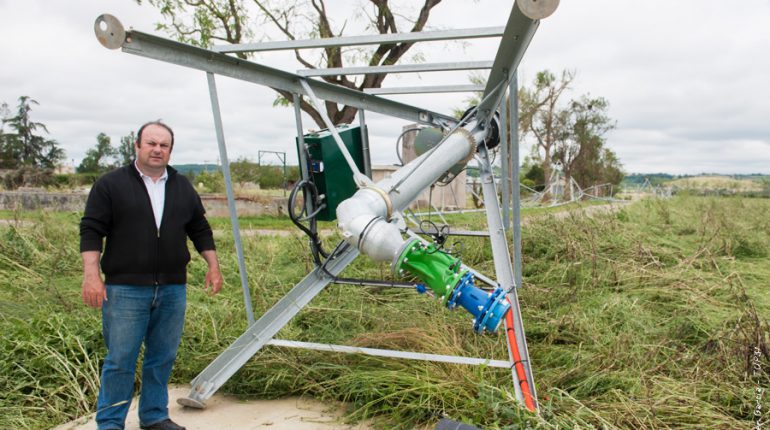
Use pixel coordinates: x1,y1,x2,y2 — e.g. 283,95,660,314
297,125,365,222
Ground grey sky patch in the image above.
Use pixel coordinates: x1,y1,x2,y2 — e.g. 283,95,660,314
0,0,768,174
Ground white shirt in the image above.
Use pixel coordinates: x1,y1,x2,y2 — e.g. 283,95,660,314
135,161,168,230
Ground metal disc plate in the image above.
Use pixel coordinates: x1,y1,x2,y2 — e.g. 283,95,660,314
177,396,206,409
517,0,560,20
94,14,125,50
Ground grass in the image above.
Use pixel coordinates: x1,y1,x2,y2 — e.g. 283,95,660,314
666,175,764,192
0,197,768,429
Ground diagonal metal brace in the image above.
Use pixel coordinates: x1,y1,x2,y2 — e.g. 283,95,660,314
477,147,538,410
178,242,360,408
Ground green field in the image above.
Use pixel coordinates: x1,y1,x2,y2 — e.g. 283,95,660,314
1,197,768,429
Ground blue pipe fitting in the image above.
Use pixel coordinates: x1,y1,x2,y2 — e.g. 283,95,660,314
447,273,511,333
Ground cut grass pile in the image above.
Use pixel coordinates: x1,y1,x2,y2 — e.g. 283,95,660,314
0,196,768,429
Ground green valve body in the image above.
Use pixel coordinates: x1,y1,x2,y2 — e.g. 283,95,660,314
393,239,467,302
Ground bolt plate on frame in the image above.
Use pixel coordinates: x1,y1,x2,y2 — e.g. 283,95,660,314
94,14,125,50
517,0,560,20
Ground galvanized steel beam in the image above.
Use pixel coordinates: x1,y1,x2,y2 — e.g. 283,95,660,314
478,146,537,409
178,243,359,408
476,2,543,125
298,61,493,77
267,339,512,368
205,72,255,326
364,84,484,95
212,26,505,53
110,27,456,127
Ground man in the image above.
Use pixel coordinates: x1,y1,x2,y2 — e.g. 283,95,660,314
80,121,223,430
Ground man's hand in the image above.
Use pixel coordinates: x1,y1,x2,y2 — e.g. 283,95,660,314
82,275,107,308
204,266,224,295
201,250,223,295
81,251,107,308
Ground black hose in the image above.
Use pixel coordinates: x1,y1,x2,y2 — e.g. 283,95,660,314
288,179,328,264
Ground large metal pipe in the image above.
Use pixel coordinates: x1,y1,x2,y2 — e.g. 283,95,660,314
336,121,511,333
336,122,483,264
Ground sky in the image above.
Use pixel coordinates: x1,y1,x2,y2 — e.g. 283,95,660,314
1,0,769,175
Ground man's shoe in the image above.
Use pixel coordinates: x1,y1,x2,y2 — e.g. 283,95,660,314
139,418,186,430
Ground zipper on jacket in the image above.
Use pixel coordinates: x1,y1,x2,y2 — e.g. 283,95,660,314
154,228,160,285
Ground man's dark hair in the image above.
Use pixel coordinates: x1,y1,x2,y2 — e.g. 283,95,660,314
136,120,175,147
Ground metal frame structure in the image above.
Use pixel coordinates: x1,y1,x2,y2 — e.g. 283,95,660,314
94,0,558,414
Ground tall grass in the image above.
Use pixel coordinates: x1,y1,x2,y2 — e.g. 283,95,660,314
0,197,768,429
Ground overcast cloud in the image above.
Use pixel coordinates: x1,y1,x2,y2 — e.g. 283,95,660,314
1,0,768,174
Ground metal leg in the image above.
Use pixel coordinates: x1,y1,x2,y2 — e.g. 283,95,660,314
179,242,360,408
358,109,373,179
205,72,255,326
478,146,536,410
511,73,523,294
500,88,510,231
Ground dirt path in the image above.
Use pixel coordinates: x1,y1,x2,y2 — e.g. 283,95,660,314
53,385,372,430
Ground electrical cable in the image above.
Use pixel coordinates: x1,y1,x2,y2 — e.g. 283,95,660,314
288,178,329,264
388,80,506,194
395,127,422,166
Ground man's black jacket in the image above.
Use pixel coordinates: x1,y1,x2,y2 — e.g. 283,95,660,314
80,164,215,286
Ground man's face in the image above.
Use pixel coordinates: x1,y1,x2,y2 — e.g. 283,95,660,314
135,124,172,171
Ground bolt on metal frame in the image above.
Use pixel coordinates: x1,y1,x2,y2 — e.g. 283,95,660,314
93,0,549,411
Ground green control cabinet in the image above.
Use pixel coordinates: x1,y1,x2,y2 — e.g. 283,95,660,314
297,125,365,221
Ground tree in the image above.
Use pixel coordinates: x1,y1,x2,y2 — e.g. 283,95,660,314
519,70,623,200
0,101,11,168
0,96,65,169
116,131,137,166
553,94,618,199
230,157,261,185
518,70,575,197
522,155,545,191
78,133,116,173
138,0,443,127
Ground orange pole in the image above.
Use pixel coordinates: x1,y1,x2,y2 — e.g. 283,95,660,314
505,307,536,411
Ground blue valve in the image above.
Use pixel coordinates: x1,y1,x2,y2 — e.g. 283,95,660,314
447,273,510,333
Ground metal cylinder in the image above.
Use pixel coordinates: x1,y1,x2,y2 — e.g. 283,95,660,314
379,124,482,211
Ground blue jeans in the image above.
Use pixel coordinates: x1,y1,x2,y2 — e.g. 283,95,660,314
96,284,186,430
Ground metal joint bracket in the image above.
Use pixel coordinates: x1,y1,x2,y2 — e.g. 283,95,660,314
364,186,394,221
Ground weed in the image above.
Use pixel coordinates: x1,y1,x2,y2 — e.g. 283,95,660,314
0,197,768,429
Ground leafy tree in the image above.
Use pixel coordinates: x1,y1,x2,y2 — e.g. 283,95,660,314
137,0,444,127
230,157,261,185
77,133,116,173
553,95,619,198
194,170,225,193
518,70,574,195
116,131,137,166
520,70,623,200
0,102,10,168
0,96,65,169
522,156,545,191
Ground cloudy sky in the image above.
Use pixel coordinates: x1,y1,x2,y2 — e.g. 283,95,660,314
1,0,769,174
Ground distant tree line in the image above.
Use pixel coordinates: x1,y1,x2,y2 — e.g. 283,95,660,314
185,158,300,193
